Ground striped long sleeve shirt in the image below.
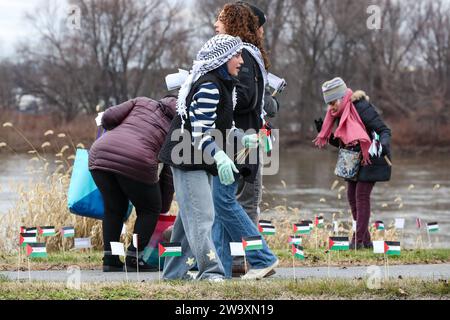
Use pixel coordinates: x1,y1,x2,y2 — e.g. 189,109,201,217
189,82,220,157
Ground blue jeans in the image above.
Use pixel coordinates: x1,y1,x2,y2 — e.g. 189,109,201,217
212,175,278,278
162,168,225,280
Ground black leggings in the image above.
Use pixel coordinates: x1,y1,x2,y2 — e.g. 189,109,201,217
90,170,162,253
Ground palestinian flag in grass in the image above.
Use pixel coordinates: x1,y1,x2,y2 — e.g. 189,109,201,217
242,236,263,251
304,220,314,229
292,244,305,260
20,233,37,247
288,235,302,245
329,237,350,251
158,242,182,257
374,221,385,231
294,222,310,235
61,226,75,238
258,220,276,235
427,222,439,233
314,216,324,228
384,241,401,256
39,226,56,237
26,243,48,258
26,227,38,234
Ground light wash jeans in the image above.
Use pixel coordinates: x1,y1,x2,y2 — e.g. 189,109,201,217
162,168,225,280
212,175,278,278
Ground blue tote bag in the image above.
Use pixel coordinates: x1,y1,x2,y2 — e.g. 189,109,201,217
67,148,132,220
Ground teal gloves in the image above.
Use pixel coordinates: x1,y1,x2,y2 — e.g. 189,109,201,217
213,150,239,186
241,134,259,149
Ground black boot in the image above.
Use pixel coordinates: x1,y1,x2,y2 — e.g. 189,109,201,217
125,252,159,272
103,254,124,272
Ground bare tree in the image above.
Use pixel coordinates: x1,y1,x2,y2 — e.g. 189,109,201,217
15,0,190,121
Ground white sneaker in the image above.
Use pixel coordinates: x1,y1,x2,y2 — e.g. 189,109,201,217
241,259,279,280
207,277,225,283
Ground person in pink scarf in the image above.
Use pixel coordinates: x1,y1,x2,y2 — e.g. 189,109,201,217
314,77,392,249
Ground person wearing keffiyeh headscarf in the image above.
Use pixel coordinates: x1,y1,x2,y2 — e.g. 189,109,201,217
159,34,246,281
210,2,280,280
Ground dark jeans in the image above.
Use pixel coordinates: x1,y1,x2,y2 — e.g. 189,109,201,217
90,170,162,254
347,181,375,245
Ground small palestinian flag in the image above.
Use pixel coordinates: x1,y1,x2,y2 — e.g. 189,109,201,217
61,226,75,238
242,236,263,251
158,242,182,257
20,233,37,247
304,220,314,229
427,222,439,233
39,226,56,237
26,227,38,234
294,222,310,235
26,243,48,258
292,244,305,260
288,235,302,245
329,237,350,251
258,220,276,235
416,218,422,229
20,226,27,233
384,241,401,256
374,221,385,231
314,216,324,228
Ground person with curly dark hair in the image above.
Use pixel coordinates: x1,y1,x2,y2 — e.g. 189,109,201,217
211,2,280,279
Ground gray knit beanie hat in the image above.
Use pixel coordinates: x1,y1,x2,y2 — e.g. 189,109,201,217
322,77,347,104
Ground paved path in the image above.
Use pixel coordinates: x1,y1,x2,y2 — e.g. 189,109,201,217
2,264,449,282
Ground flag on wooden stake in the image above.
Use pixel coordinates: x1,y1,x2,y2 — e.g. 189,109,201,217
242,236,263,251
373,240,385,254
427,222,439,233
39,226,56,237
26,227,38,235
26,243,47,258
110,242,126,257
20,233,37,247
374,221,385,231
61,227,75,238
258,220,276,235
230,242,245,257
294,222,310,235
74,238,92,249
394,218,405,229
158,242,182,257
292,244,305,260
384,241,401,255
288,236,302,245
329,237,350,251
315,216,324,228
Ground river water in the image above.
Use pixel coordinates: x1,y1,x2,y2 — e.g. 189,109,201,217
1,148,449,247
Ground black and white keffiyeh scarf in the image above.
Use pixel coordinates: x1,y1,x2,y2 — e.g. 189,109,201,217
176,34,244,132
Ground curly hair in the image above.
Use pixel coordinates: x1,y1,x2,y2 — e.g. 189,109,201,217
218,3,271,69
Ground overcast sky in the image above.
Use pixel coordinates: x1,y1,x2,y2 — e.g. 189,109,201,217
0,0,52,57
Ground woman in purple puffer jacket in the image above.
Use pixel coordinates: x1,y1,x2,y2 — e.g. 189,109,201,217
89,96,176,272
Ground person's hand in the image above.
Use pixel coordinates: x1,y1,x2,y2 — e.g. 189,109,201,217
213,150,239,186
314,118,323,133
241,134,259,149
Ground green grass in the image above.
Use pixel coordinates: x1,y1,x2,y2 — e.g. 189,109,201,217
1,248,449,271
0,278,448,300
